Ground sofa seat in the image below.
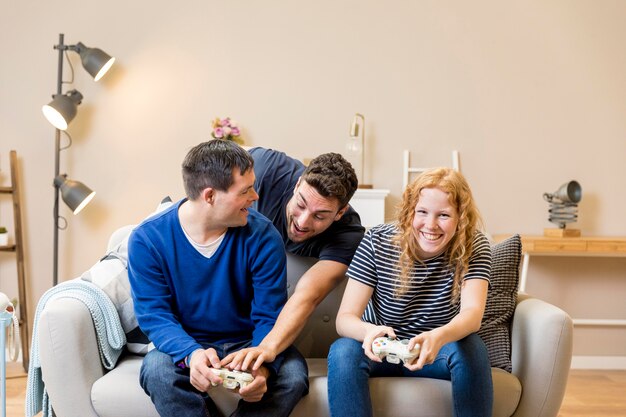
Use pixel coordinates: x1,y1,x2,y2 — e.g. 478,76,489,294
38,280,571,417
92,355,521,417
36,228,572,417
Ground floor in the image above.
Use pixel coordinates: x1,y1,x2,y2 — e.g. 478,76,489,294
4,363,626,416
558,370,626,417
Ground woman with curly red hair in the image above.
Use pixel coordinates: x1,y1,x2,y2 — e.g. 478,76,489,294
328,167,493,417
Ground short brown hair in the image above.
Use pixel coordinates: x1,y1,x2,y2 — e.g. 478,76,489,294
301,153,358,208
182,140,253,200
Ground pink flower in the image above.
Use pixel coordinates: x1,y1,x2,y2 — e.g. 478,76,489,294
211,116,242,142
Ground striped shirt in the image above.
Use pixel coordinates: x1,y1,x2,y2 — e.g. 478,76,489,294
348,223,492,339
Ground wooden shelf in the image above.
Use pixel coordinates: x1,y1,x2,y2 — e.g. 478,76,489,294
494,233,626,329
512,235,626,256
0,150,29,372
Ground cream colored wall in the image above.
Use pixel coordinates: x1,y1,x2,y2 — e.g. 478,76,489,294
1,1,625,364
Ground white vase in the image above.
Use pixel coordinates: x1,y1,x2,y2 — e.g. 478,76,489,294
0,233,8,246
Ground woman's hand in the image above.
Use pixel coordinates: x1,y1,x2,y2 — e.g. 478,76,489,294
361,326,397,362
404,329,445,371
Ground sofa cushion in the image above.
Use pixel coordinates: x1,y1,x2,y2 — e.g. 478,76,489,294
81,197,173,354
91,357,521,417
478,234,522,372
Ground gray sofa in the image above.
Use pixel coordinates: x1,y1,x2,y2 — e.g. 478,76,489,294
37,226,574,417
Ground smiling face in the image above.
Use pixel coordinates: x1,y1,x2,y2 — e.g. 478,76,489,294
212,168,259,228
411,187,459,260
285,179,347,243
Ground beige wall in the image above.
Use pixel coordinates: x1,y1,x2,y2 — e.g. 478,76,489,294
1,1,625,364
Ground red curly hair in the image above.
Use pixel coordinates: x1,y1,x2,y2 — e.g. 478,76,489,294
394,167,484,302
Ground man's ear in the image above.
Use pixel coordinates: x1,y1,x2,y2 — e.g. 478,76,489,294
334,204,349,221
294,177,302,195
201,187,215,204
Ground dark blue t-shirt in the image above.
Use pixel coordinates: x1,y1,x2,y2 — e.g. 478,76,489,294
249,147,365,265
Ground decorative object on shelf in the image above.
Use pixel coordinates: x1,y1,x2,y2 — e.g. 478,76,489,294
0,227,8,246
543,180,582,237
41,33,115,286
347,113,372,189
211,117,243,144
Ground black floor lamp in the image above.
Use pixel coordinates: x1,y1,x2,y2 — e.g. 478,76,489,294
41,33,115,286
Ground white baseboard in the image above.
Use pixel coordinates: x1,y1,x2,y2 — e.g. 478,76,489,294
571,355,626,370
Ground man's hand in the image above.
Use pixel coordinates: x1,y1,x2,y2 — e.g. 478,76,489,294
189,348,223,392
237,366,270,402
221,345,277,372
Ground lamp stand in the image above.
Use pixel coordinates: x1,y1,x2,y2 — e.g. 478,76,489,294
350,113,373,189
52,33,66,287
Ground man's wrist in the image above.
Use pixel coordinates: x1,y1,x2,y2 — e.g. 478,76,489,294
177,348,204,369
258,341,278,360
256,364,271,378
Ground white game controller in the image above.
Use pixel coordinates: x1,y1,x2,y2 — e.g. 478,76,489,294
209,368,254,389
372,336,420,365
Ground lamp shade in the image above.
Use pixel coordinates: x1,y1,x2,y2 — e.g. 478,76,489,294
553,181,582,204
75,42,115,81
544,180,582,204
53,175,95,214
350,117,360,137
42,90,83,130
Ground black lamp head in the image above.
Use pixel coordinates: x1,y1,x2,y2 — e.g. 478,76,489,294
53,175,96,214
42,89,83,130
74,42,115,81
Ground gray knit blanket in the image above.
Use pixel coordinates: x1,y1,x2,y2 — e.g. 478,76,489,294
25,279,126,417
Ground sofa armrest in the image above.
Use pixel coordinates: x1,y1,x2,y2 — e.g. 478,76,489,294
39,297,104,417
510,294,573,417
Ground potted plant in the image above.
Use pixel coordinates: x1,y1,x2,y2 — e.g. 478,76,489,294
211,117,244,144
0,226,8,246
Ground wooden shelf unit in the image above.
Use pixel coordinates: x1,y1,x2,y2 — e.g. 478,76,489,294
0,150,29,372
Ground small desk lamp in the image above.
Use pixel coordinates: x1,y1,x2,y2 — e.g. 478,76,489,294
348,113,372,189
543,180,582,237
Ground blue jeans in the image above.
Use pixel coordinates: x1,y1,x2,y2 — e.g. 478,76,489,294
327,334,493,417
140,341,309,417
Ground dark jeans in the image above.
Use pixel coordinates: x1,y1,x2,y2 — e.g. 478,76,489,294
327,333,493,417
140,341,309,417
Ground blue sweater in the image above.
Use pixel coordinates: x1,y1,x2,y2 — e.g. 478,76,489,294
128,200,287,365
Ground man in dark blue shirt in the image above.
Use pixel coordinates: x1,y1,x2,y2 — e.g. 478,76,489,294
223,147,365,371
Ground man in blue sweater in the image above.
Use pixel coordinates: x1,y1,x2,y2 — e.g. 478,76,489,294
128,140,308,416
